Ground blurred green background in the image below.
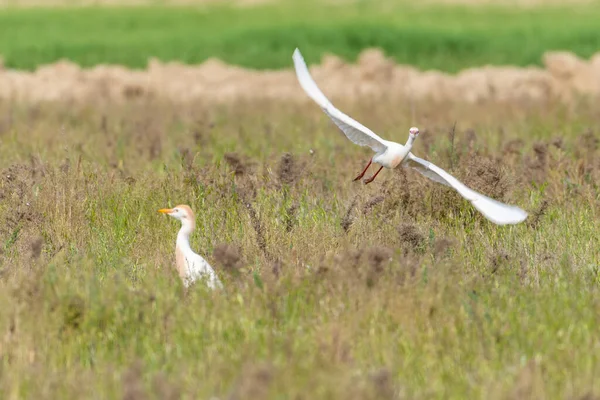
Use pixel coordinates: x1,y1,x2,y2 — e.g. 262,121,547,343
1,0,599,71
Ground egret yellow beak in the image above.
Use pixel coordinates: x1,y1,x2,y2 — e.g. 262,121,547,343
158,208,173,214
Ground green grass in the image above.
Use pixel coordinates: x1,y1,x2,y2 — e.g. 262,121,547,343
1,3,600,397
1,2,600,71
0,96,600,398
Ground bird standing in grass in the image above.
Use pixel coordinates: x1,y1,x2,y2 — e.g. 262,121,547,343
292,48,528,225
158,205,223,289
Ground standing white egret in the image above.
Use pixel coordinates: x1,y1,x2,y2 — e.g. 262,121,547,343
292,48,527,225
158,205,223,289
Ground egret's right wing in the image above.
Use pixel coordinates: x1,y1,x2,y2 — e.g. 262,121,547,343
404,160,451,187
293,48,388,154
405,153,528,225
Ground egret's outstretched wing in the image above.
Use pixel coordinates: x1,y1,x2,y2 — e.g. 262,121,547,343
405,153,528,225
293,48,388,154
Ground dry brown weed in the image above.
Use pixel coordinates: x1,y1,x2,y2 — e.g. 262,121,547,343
277,152,302,187
213,242,244,274
398,223,426,250
152,372,181,400
341,195,358,233
224,152,251,176
227,363,274,400
463,156,510,201
122,360,147,400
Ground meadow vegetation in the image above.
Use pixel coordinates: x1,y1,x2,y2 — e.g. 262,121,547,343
0,2,600,71
0,94,599,398
1,0,600,399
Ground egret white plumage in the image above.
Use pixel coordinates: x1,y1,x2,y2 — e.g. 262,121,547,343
158,205,223,289
292,48,528,225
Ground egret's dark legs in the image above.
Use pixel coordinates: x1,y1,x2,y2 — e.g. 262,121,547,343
353,159,372,181
363,166,384,184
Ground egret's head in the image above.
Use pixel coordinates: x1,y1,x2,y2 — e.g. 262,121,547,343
158,204,195,227
409,127,420,138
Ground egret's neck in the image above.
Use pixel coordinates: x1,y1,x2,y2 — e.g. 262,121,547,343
176,221,194,252
404,135,416,151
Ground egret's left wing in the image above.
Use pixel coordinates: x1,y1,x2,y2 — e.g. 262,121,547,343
405,153,528,225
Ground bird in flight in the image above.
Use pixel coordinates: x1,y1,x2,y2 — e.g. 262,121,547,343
158,205,223,289
292,48,528,225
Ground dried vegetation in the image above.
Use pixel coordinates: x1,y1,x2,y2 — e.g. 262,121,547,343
0,92,599,398
2,49,600,105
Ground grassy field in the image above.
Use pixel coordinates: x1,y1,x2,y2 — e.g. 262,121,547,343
1,1,600,399
1,2,600,71
1,93,600,398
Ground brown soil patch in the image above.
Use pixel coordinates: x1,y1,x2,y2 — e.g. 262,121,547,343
1,49,600,105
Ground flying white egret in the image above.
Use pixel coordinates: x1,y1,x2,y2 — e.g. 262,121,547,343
292,48,528,225
158,205,223,289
